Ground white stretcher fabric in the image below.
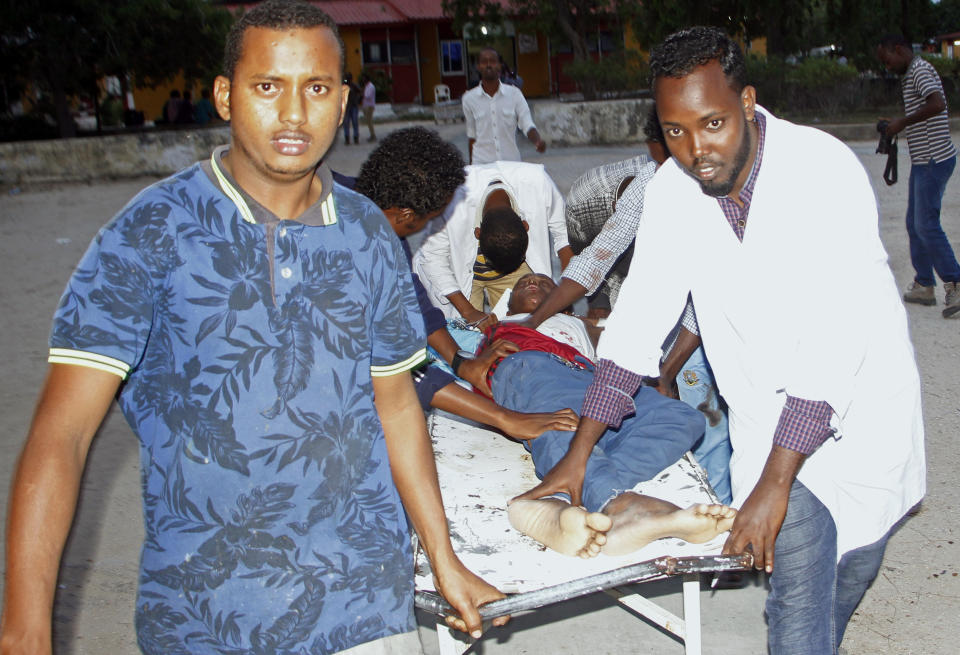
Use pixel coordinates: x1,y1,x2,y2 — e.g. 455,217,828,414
415,415,726,594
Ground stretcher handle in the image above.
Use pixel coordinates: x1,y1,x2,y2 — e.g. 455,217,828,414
415,553,754,621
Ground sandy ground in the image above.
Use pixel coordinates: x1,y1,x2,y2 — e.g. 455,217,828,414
1,121,958,654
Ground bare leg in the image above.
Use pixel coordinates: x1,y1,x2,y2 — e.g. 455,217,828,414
508,499,612,558
601,492,737,557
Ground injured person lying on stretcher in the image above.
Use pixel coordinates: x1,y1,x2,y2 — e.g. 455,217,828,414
479,273,736,558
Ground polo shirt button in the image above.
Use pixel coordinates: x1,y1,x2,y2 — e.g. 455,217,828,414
280,267,293,279
737,219,745,228
279,226,288,237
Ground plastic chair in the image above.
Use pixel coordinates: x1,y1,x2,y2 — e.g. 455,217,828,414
434,84,451,104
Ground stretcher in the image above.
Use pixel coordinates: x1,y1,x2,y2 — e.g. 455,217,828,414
414,414,752,655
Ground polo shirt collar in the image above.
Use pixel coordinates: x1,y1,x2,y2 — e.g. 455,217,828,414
207,144,338,227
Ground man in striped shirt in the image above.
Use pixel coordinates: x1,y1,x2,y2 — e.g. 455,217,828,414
878,34,960,317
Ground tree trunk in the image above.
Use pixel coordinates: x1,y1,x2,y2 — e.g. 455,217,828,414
92,81,102,134
120,74,131,110
52,79,75,139
764,2,787,56
552,0,597,99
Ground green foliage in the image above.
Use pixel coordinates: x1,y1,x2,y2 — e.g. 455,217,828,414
628,0,759,51
109,0,234,89
563,52,649,95
101,95,124,127
920,55,960,105
747,55,861,117
921,54,958,79
784,56,858,87
930,0,960,34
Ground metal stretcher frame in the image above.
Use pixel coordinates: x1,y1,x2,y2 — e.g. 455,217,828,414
415,415,752,655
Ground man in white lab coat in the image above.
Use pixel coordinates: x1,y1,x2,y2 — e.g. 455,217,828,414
515,27,925,654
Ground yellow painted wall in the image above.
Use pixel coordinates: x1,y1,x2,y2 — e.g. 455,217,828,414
517,32,550,98
745,36,767,56
133,73,214,123
624,24,644,55
342,28,363,80
625,24,766,58
418,23,442,101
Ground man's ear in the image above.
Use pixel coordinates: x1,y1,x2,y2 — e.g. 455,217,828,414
213,75,232,121
382,207,412,231
522,220,529,232
474,226,481,239
338,82,348,127
741,85,757,122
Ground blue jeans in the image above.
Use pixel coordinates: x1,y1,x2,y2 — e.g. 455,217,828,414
676,347,732,504
766,481,891,654
343,105,359,142
906,156,960,286
492,351,705,512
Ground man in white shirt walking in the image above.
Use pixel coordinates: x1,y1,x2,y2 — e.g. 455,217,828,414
462,48,545,164
361,73,377,142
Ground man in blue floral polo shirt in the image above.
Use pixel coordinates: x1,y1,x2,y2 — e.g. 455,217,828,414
0,2,504,654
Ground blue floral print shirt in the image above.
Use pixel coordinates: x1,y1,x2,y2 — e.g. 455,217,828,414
49,149,428,655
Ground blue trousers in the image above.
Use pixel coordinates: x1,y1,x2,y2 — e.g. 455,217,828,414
906,156,960,286
343,105,359,142
492,351,705,512
676,347,733,504
767,481,891,654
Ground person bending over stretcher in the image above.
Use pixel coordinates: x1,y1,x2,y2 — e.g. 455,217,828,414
479,274,736,557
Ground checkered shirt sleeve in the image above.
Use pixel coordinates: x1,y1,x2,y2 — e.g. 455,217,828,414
772,396,836,455
660,295,701,355
680,297,699,336
563,157,657,295
580,358,644,428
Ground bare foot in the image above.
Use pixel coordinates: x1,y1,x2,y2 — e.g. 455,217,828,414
602,493,737,557
508,498,612,558
498,408,579,440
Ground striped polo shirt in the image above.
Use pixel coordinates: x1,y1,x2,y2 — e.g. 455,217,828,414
902,56,956,164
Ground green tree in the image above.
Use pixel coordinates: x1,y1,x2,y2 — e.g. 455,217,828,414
823,0,935,67
628,0,761,51
1,0,232,138
930,0,960,34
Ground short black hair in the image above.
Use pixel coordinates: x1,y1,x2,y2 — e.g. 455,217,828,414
643,103,664,143
354,127,465,214
649,26,747,93
479,208,528,275
223,0,344,80
878,34,911,51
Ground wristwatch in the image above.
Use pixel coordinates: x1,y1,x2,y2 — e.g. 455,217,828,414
451,349,476,377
